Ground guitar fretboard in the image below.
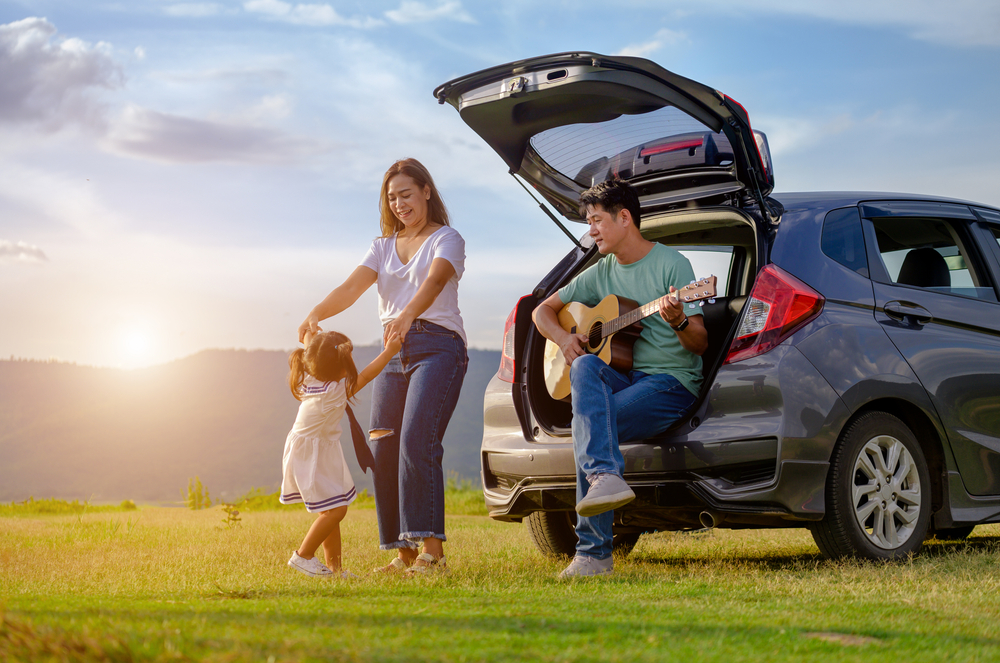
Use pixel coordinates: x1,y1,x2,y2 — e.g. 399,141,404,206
604,295,670,336
595,277,716,340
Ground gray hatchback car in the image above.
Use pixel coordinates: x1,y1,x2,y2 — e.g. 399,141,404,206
434,52,1000,560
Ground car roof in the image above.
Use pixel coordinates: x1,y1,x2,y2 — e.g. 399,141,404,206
772,191,999,212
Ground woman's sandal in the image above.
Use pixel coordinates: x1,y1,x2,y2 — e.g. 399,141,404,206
373,557,409,574
406,552,447,575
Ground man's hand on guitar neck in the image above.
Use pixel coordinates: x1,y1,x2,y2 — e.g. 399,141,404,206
659,285,709,356
533,292,591,366
659,285,687,328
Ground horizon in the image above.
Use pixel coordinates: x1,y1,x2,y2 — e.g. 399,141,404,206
2,1,999,369
1,343,503,371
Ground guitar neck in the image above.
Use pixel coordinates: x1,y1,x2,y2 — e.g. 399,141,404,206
604,294,671,336
600,276,716,338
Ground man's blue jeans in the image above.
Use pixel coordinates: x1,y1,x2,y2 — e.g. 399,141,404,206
570,354,696,559
370,320,468,549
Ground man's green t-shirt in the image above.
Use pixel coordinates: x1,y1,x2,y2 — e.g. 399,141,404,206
558,243,703,396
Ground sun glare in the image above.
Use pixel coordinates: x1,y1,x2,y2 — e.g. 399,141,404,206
122,328,155,367
126,332,148,354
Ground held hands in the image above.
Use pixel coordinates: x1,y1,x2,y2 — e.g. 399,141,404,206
302,329,317,348
658,286,686,328
383,314,414,346
384,330,403,356
298,313,321,344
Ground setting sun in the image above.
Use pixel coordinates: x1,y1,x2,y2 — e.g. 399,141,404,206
122,328,154,366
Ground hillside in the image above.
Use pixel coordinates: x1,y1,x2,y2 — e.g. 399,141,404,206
0,347,501,503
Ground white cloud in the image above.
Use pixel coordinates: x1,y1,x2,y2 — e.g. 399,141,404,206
385,1,476,24
0,17,123,130
685,0,1000,47
164,3,225,18
245,94,293,122
616,28,688,57
151,65,291,88
104,104,332,164
0,240,48,264
754,113,856,158
243,0,290,17
243,0,384,28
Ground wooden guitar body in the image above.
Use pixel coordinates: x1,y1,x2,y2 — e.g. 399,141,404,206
543,294,643,401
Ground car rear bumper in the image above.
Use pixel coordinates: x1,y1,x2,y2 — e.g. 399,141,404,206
481,344,847,529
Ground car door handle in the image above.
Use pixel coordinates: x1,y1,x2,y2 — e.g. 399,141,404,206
883,301,933,325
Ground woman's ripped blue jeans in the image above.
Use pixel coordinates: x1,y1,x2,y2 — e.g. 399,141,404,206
369,320,468,549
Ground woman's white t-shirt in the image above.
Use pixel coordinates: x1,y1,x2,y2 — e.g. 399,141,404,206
360,225,467,345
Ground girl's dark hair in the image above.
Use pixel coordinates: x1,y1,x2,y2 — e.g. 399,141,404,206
288,331,359,401
378,158,450,237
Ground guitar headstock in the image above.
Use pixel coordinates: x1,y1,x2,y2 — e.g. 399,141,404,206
678,275,718,307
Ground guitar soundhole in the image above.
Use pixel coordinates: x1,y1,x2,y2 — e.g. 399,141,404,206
588,322,603,350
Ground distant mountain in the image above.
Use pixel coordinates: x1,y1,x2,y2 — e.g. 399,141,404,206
0,348,501,503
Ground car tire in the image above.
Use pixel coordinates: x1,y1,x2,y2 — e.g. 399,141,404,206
526,511,642,558
810,411,931,560
527,511,577,558
930,525,975,541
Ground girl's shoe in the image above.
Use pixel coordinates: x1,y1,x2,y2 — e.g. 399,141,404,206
406,552,447,575
340,570,360,579
288,552,335,578
373,557,409,574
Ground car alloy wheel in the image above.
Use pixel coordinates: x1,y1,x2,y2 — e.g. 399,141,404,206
810,411,932,560
851,434,922,549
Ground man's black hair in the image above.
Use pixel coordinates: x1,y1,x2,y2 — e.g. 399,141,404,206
578,178,641,229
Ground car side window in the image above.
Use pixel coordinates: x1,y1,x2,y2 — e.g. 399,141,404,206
871,216,998,302
678,246,733,294
822,207,867,275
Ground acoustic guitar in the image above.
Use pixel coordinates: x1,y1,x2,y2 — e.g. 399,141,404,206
543,276,717,401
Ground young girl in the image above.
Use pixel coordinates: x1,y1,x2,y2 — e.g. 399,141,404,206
281,328,401,578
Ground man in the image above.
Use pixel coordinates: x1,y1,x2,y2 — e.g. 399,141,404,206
532,178,708,578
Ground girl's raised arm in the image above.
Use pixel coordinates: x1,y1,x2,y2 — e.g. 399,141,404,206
353,331,403,395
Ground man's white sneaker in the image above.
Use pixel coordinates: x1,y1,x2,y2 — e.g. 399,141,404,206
575,473,635,517
557,555,613,579
288,551,335,578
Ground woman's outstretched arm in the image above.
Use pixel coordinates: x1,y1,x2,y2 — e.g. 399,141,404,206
298,266,378,343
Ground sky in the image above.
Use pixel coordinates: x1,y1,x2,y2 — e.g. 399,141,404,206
1,0,999,369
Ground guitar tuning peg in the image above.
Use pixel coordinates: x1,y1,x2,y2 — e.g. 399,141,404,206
708,298,716,304
698,301,705,307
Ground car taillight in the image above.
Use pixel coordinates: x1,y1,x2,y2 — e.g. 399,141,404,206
498,303,519,383
725,265,824,364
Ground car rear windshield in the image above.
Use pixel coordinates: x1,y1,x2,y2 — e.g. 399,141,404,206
528,105,734,189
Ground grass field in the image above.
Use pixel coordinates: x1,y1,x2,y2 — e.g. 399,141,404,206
2,495,999,662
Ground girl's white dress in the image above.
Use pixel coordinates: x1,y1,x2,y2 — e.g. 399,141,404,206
280,376,357,513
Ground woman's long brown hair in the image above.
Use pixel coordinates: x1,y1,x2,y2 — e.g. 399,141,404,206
288,331,359,401
378,158,451,238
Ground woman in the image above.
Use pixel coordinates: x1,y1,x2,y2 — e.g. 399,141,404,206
298,158,468,573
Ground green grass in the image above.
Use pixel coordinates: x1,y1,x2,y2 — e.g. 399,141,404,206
0,497,138,516
2,498,999,662
231,481,486,517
